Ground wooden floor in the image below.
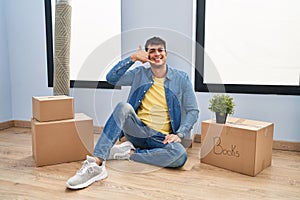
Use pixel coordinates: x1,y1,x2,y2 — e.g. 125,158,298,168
0,127,299,200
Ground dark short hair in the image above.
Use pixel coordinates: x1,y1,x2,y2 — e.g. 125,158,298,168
144,36,166,51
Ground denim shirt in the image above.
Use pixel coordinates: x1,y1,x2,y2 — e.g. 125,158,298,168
106,57,199,138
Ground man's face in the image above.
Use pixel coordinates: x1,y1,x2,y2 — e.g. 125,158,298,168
146,44,167,67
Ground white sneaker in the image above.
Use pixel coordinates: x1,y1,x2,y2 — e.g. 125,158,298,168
66,155,108,189
108,141,135,160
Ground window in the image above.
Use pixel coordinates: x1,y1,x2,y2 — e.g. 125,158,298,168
44,0,121,89
195,0,300,95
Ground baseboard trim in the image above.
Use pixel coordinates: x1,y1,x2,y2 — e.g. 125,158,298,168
93,126,104,134
0,120,31,130
193,134,300,152
0,120,103,135
1,120,299,152
272,140,300,152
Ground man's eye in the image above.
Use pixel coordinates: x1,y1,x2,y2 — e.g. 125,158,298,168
149,48,165,53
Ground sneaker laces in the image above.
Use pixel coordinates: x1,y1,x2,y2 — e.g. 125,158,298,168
77,160,92,175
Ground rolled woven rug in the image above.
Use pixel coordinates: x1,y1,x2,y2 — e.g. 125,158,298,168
53,0,72,96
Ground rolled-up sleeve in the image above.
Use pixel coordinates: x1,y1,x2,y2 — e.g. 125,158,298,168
176,74,199,137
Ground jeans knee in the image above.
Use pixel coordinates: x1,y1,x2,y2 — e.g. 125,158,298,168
115,102,131,110
174,153,187,168
169,143,188,168
114,102,134,115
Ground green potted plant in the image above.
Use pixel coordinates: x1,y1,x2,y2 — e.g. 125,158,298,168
208,94,235,124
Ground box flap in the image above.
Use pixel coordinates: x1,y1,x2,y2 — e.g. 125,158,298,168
33,95,73,101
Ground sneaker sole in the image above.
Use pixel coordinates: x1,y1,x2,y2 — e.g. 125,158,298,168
66,170,108,190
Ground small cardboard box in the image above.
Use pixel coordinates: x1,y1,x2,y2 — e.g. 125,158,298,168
32,95,74,122
201,117,274,176
32,113,94,167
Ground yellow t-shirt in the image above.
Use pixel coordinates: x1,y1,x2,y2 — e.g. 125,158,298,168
137,77,171,134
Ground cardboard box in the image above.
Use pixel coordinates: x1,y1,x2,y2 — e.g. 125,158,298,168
32,96,74,122
201,117,274,176
32,113,94,167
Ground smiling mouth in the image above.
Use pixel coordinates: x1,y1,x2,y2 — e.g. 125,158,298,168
151,56,163,63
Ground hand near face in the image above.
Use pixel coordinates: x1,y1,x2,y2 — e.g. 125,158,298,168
130,45,155,64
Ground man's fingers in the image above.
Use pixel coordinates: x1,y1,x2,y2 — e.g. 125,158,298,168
163,138,168,144
147,59,155,64
162,134,181,144
138,45,143,50
163,135,170,144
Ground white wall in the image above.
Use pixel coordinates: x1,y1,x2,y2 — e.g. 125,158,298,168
0,0,12,122
3,0,52,121
121,0,195,76
0,0,299,142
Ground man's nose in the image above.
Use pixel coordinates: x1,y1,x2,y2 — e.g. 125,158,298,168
153,50,160,55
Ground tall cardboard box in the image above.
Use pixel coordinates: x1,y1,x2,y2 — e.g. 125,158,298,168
32,96,74,122
32,113,94,166
201,117,274,176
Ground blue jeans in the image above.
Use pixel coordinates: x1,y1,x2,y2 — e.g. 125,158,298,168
93,102,187,168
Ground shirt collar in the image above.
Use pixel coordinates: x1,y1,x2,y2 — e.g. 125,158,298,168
165,64,173,80
146,64,173,81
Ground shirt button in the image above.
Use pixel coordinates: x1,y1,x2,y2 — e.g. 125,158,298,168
143,90,146,93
